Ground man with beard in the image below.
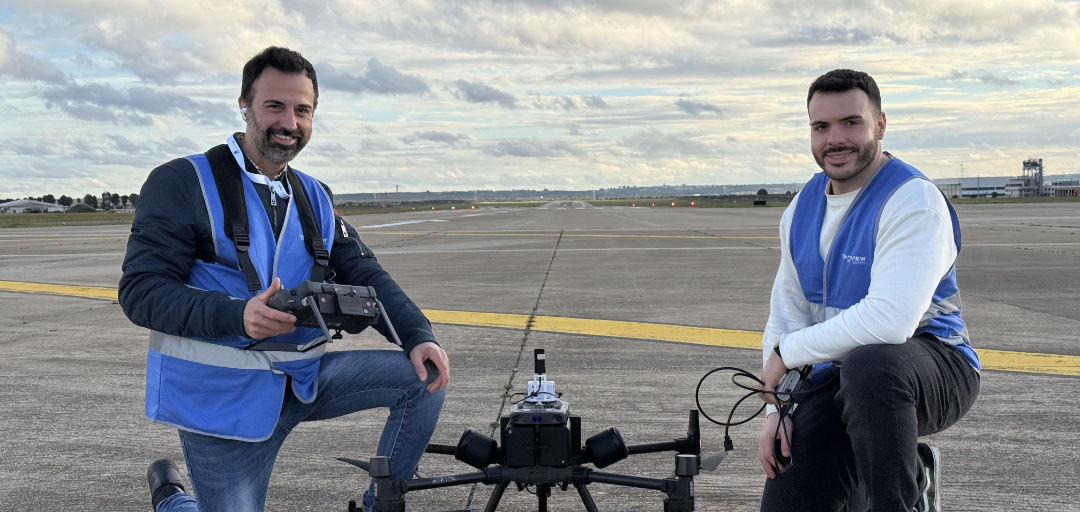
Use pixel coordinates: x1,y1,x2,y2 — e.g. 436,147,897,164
119,47,449,512
755,69,980,512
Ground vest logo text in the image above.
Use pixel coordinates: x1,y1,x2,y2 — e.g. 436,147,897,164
841,253,867,264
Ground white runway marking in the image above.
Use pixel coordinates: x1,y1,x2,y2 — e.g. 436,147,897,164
358,219,450,228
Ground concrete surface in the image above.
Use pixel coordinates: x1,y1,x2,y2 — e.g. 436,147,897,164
0,201,1077,511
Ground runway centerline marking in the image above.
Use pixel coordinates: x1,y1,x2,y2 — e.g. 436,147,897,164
2,280,1076,377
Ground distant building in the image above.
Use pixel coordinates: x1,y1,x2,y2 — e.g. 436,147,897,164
0,199,67,214
934,180,961,198
932,159,1080,199
1051,180,1080,198
1005,159,1046,197
932,177,1009,198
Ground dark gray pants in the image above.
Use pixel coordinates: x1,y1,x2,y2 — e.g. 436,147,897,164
761,335,980,512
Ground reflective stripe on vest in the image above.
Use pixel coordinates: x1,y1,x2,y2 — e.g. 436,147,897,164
149,331,326,371
141,147,338,440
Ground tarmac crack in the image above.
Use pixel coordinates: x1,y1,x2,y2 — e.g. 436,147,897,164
688,228,776,249
0,328,61,345
1015,246,1080,256
464,229,564,510
965,292,1080,322
1018,223,1080,231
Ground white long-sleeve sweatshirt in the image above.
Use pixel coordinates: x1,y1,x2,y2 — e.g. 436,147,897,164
761,176,958,370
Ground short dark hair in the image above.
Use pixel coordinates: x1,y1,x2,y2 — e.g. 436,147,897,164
807,69,881,112
239,46,319,109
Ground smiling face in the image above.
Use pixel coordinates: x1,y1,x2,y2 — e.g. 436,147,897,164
808,88,887,195
239,66,315,177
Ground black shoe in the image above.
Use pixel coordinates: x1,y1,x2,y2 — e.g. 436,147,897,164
914,442,940,512
147,458,186,509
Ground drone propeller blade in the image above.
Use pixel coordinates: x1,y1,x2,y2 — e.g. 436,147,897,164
700,451,727,472
335,457,371,473
335,457,428,479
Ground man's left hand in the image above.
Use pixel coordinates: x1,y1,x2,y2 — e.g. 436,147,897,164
410,341,450,393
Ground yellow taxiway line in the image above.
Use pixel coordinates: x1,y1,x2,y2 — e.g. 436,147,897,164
2,280,1076,377
422,310,1080,377
0,280,120,301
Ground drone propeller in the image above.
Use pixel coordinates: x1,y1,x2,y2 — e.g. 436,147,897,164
336,456,370,473
334,457,428,479
699,450,728,472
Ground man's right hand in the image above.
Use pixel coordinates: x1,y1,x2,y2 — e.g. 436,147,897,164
244,277,297,339
758,412,793,479
758,348,788,406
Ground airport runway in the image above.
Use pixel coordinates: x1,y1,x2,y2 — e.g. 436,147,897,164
1,201,1077,511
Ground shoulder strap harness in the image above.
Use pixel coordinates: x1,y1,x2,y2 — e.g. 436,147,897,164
204,145,330,292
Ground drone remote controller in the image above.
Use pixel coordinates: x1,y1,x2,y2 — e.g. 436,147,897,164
264,281,400,348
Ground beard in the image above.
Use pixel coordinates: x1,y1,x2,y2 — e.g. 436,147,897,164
245,111,309,166
814,138,879,184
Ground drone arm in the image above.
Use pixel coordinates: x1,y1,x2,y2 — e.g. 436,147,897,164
424,443,458,455
621,410,701,456
583,469,666,490
624,440,681,455
390,470,490,493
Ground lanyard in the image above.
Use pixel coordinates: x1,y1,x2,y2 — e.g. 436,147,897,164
226,135,291,200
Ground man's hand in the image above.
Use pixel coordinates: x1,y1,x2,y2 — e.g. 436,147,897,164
759,348,789,406
244,277,297,339
758,412,793,479
410,341,450,393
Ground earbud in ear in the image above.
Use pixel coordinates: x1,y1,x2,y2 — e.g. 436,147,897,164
240,107,248,121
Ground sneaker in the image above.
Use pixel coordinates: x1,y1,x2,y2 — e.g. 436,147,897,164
914,442,940,512
146,459,186,509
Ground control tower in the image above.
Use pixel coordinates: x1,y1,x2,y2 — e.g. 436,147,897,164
1005,158,1045,197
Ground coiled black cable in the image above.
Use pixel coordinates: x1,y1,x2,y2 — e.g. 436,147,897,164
694,364,837,457
695,367,767,452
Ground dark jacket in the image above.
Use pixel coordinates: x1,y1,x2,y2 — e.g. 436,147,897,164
119,143,436,354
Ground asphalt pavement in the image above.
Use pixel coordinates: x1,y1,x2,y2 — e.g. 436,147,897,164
0,201,1077,511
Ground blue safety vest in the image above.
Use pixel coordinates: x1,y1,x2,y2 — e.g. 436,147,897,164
789,158,980,370
145,153,337,441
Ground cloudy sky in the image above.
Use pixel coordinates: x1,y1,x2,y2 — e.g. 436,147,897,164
2,0,1079,199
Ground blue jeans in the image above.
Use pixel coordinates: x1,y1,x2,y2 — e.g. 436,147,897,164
156,349,445,512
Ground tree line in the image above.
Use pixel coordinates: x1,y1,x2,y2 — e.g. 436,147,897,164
0,191,140,210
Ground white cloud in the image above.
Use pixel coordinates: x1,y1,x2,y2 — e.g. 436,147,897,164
0,32,67,83
41,81,234,126
620,129,715,158
1,0,1079,198
317,59,429,95
452,80,518,108
486,139,586,158
674,96,724,116
402,131,471,146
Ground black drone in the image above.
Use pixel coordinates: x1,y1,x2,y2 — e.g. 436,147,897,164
338,349,727,512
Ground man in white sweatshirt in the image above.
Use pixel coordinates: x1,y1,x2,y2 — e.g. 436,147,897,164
757,69,980,512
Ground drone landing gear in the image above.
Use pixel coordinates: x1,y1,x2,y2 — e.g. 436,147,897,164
346,452,698,512
342,351,713,512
